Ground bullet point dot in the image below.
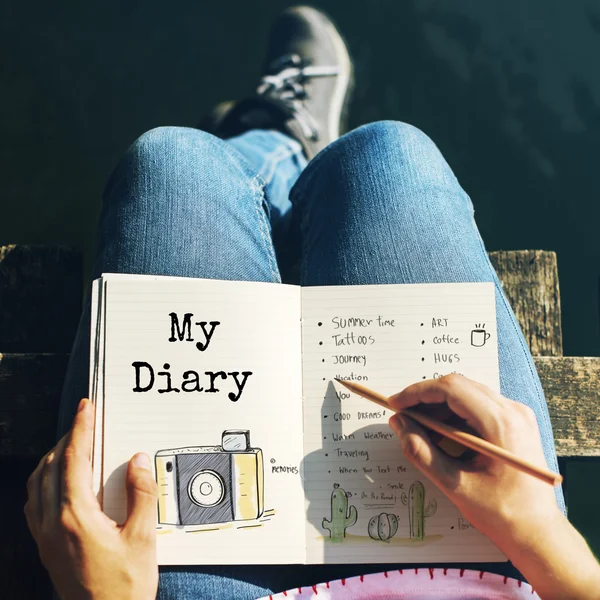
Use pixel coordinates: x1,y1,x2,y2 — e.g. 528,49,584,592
420,323,424,326
318,322,323,326
422,376,426,380
323,378,326,381
325,454,328,457
421,357,425,361
324,436,327,440
421,340,425,344
322,359,325,362
319,341,323,346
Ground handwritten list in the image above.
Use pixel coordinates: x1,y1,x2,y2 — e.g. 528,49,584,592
301,282,505,563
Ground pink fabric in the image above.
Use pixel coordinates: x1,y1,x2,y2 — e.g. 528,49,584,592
258,569,541,599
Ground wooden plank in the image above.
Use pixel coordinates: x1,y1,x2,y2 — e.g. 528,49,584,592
534,356,600,457
489,250,563,357
0,245,82,353
0,353,68,457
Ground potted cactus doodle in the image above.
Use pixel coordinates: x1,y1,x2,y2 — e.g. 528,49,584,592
368,512,399,542
401,480,437,540
322,483,357,543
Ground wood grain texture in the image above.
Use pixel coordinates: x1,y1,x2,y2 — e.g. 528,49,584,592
534,356,600,457
0,245,82,352
0,353,68,457
489,250,563,357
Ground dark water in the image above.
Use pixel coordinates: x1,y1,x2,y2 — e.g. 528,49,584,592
2,0,599,553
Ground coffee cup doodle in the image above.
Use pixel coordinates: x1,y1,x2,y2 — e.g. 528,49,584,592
471,324,490,347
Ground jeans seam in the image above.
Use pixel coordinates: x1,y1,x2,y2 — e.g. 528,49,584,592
249,173,281,282
257,146,302,185
289,141,339,202
261,148,298,181
146,129,281,283
289,183,310,284
213,135,282,282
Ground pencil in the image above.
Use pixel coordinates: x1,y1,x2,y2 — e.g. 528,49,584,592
333,378,563,487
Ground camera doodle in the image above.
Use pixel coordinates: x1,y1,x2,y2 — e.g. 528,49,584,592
155,429,264,526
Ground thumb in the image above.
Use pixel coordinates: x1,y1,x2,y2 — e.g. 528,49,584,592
122,453,158,544
389,414,455,490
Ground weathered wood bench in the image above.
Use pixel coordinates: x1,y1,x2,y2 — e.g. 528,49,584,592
1,245,599,598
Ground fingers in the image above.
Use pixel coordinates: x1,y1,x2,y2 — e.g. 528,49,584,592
389,414,456,490
387,374,505,435
40,435,69,529
61,398,97,507
25,434,69,537
122,453,158,545
25,447,51,539
25,398,97,540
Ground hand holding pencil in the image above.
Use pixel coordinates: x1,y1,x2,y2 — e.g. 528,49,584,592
335,376,562,486
335,374,565,555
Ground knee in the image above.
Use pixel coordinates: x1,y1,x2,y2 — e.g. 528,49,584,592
352,120,438,156
335,121,452,183
307,121,455,195
293,120,465,218
128,126,221,173
104,126,250,204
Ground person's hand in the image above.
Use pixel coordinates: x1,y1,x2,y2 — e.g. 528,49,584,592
386,374,563,550
388,374,600,599
24,398,158,600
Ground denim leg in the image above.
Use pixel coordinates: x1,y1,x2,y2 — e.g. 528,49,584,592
283,120,565,585
57,126,304,600
227,129,307,277
227,129,307,235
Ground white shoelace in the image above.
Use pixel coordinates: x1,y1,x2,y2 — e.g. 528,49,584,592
256,54,340,140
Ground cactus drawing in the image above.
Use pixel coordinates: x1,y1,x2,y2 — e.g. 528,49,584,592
322,483,358,542
368,512,399,542
401,480,437,540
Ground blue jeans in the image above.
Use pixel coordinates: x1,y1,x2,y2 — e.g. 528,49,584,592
58,121,565,599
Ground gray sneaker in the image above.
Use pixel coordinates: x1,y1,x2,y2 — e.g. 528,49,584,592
200,6,353,160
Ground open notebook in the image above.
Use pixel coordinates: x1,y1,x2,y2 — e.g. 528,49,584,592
89,273,505,565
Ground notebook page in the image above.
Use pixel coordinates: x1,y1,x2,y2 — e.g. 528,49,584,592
93,274,198,499
301,282,505,564
92,273,236,502
100,275,305,565
92,273,213,498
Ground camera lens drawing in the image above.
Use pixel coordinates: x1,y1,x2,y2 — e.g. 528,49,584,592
188,471,226,507
155,429,265,527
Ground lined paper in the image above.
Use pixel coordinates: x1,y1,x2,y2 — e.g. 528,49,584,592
301,283,506,563
98,274,305,565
